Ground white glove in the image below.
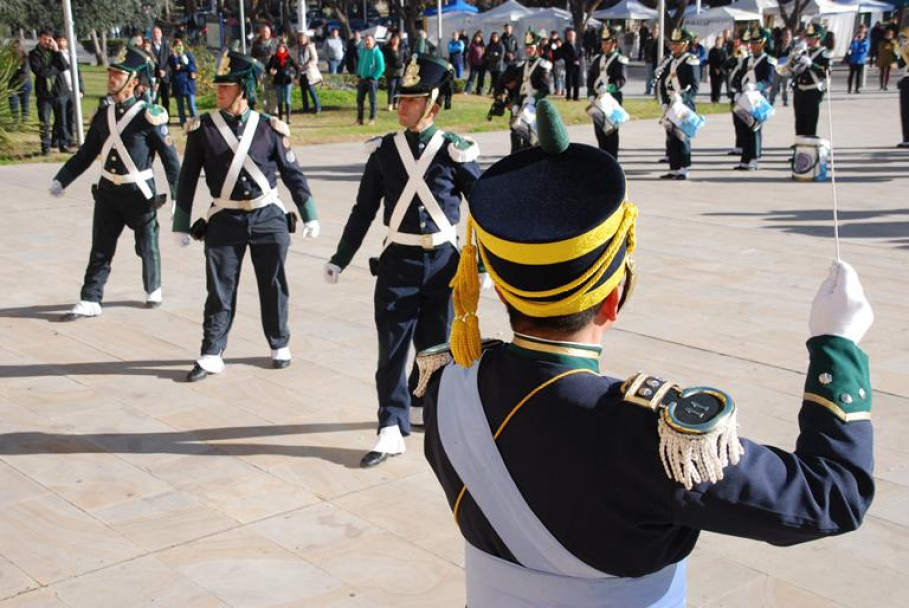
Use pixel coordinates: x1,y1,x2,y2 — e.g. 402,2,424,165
49,180,64,198
302,220,320,239
798,55,814,69
323,262,341,284
809,261,874,344
479,272,494,291
744,82,757,93
172,232,191,248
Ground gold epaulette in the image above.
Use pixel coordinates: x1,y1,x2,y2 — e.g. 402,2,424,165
413,340,503,398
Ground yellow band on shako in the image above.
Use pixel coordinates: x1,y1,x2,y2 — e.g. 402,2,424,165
472,201,628,266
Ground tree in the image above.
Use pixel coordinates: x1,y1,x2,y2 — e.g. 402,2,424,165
566,0,608,35
777,0,807,33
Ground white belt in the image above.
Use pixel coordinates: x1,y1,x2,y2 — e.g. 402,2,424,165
101,168,154,187
209,189,286,218
797,83,825,91
386,225,457,250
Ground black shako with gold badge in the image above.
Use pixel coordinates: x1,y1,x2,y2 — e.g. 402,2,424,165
416,99,875,607
51,46,180,320
174,50,318,382
325,53,481,468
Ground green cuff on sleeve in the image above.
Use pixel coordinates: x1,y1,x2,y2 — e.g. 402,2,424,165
804,335,871,422
173,207,191,233
297,196,317,222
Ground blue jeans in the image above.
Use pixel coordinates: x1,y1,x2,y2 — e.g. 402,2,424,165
299,77,321,113
387,76,401,107
8,83,31,122
645,64,656,96
175,94,197,125
275,84,292,114
357,78,377,121
327,59,341,74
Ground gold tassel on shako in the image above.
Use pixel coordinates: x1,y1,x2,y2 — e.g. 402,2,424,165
449,217,482,367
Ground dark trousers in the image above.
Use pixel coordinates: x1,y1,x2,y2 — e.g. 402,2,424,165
356,78,377,121
487,70,501,94
593,92,622,158
373,245,458,436
36,97,55,153
709,72,724,103
565,64,581,100
80,186,160,303
53,93,73,149
901,78,909,143
386,75,401,107
201,206,291,356
734,113,761,163
300,75,322,113
668,132,691,171
847,64,865,92
794,88,822,136
157,79,170,115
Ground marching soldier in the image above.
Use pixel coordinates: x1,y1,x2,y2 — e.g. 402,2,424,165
793,23,831,137
730,27,776,170
493,31,552,153
418,100,876,607
657,28,700,180
173,52,319,382
49,47,180,320
323,54,481,468
586,26,628,158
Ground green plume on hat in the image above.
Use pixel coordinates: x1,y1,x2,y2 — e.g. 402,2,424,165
536,99,569,155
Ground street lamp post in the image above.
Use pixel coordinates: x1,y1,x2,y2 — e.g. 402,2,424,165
62,0,84,145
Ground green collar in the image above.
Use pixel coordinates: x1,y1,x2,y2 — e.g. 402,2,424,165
408,124,438,144
118,96,139,109
507,332,601,373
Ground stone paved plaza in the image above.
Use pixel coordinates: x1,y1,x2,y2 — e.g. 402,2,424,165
1,85,908,607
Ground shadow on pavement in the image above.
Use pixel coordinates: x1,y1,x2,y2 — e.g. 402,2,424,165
0,422,376,468
0,357,299,381
0,301,148,322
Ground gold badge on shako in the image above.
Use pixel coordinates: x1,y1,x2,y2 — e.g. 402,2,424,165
403,56,421,87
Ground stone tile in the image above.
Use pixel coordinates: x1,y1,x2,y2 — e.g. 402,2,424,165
0,462,48,507
146,453,319,523
52,556,229,608
685,550,764,607
0,589,70,608
0,556,37,602
91,491,238,553
157,528,349,608
0,494,140,584
698,576,845,608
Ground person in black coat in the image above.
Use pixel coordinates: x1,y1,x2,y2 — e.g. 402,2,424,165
484,32,505,95
560,28,584,101
707,35,729,103
29,30,67,155
149,25,171,114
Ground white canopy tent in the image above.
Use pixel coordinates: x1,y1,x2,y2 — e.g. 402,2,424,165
685,6,763,48
426,0,534,49
731,0,779,14
592,0,658,21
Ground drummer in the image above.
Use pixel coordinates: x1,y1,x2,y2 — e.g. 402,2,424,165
729,27,776,171
657,28,700,180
